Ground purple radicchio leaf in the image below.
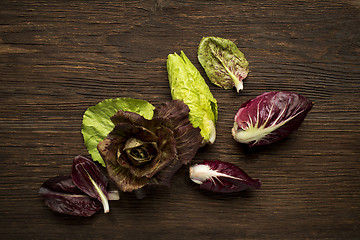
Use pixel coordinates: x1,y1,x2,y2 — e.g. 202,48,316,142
71,155,110,213
148,100,203,187
39,175,101,217
153,100,202,165
232,91,313,147
189,160,261,193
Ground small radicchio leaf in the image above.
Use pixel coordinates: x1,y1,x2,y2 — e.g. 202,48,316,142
232,91,313,147
39,175,101,217
189,160,261,193
71,155,110,213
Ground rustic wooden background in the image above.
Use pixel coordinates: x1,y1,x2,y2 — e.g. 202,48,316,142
1,0,359,239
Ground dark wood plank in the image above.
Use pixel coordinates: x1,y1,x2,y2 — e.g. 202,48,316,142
0,0,359,239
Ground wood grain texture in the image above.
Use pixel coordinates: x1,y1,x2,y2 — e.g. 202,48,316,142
0,0,359,239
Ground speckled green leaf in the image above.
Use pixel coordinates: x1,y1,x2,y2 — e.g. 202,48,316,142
198,37,249,92
81,98,155,166
167,51,218,144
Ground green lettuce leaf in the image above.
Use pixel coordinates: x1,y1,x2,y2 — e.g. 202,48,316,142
81,98,155,166
167,51,218,144
198,36,249,92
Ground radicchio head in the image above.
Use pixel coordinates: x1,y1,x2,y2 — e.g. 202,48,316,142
232,91,312,147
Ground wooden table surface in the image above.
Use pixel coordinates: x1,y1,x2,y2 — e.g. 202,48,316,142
1,0,359,239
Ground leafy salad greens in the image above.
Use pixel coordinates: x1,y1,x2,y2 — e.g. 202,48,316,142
81,98,155,167
39,36,313,217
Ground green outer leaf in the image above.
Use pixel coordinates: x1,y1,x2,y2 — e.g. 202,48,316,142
167,51,218,144
198,36,249,92
81,98,155,167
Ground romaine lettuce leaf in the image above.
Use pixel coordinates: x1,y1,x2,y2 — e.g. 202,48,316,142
167,51,218,144
81,98,155,166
